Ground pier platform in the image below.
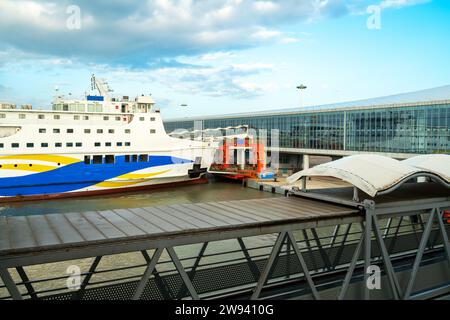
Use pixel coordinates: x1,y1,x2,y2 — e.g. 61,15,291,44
0,184,449,300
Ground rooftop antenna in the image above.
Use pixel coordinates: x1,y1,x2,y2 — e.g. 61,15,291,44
296,84,307,108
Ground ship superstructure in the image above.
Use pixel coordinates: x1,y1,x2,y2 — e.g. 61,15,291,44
0,75,216,200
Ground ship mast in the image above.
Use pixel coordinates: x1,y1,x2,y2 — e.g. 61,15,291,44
90,74,113,101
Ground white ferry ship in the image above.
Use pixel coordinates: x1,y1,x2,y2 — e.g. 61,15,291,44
0,75,216,201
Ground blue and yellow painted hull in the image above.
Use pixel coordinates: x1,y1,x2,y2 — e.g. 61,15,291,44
0,154,200,201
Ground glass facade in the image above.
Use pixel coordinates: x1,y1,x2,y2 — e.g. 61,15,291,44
164,102,450,154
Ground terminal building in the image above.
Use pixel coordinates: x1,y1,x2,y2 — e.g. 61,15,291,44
163,85,450,173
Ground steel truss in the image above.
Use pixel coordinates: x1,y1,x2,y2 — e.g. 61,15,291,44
0,201,449,300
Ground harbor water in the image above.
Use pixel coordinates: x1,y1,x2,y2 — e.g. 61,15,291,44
0,177,278,217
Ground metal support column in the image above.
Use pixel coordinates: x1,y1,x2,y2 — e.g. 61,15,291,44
251,232,286,300
141,250,172,299
333,223,352,268
403,209,436,299
363,200,374,300
166,247,199,300
329,225,340,248
0,267,22,300
338,232,364,300
310,228,332,271
388,216,404,253
372,215,401,299
302,229,318,270
177,242,209,298
132,248,164,300
237,238,260,281
286,231,320,299
16,266,37,300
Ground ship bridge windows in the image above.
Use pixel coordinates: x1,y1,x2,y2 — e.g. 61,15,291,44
87,103,102,113
69,104,85,112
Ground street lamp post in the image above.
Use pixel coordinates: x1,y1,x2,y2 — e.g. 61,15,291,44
296,84,307,108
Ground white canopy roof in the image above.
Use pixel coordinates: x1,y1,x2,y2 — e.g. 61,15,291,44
402,154,450,181
286,154,450,197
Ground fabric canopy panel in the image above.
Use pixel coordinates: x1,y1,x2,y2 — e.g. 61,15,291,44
402,154,450,182
286,154,450,197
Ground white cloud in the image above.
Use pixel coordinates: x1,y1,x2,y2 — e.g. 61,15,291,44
253,1,280,13
251,27,283,41
149,59,277,98
0,0,353,66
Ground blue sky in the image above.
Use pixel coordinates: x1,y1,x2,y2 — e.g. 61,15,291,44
0,0,449,118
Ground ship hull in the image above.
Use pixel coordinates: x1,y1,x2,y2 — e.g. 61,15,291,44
0,151,213,202
0,177,208,202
